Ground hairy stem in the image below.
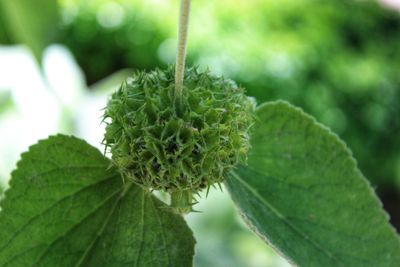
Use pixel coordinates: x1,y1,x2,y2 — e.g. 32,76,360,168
170,190,193,214
175,0,191,100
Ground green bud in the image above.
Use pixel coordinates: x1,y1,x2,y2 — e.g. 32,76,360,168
103,67,254,211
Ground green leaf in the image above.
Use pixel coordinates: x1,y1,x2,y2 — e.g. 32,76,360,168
225,101,400,267
0,135,195,267
0,14,12,44
0,0,59,61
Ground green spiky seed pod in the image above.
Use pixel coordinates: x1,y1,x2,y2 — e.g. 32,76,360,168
103,67,254,212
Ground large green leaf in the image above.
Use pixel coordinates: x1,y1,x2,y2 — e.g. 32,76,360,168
225,101,400,267
0,135,195,267
0,0,59,61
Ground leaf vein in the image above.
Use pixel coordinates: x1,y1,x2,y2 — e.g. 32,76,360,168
230,171,345,267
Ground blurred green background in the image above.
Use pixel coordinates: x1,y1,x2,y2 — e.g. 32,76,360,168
0,0,399,266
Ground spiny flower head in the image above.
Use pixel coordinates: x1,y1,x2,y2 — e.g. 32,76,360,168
103,67,254,194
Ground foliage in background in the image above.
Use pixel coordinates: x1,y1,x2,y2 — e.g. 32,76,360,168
59,1,167,83
0,15,11,45
0,0,59,60
57,0,400,192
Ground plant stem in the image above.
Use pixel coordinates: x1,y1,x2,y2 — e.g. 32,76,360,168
170,190,193,214
175,0,191,100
